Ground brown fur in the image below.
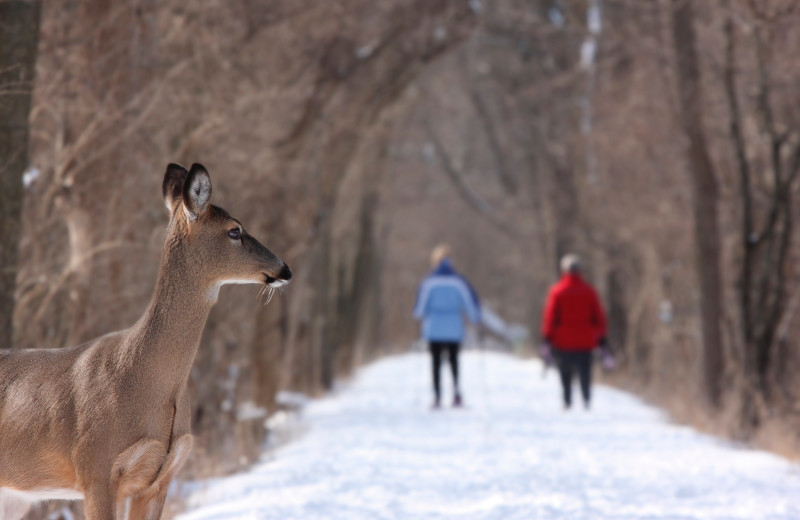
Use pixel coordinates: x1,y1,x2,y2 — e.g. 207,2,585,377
0,164,290,520
112,439,168,499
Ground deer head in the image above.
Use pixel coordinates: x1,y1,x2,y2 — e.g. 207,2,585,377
161,163,291,300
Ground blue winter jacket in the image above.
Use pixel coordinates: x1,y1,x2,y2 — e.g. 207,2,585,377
413,258,481,342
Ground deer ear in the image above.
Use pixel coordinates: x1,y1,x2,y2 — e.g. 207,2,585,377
182,163,212,221
163,163,189,213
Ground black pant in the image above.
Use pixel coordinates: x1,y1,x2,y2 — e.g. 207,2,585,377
430,341,460,403
553,349,592,407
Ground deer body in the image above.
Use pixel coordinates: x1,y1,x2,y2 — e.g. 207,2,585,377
0,164,291,520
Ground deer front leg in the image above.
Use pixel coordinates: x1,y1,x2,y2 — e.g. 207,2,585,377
127,484,167,520
112,438,168,503
84,486,116,520
127,434,193,520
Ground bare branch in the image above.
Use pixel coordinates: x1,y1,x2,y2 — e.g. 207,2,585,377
469,87,517,194
723,0,754,341
424,120,517,238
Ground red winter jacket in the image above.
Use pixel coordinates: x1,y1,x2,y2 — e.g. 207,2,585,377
542,273,607,351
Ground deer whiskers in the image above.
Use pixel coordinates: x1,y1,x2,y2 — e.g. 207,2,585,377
257,285,276,306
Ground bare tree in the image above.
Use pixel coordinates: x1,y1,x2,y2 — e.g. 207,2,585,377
0,0,40,349
671,0,724,407
722,0,800,428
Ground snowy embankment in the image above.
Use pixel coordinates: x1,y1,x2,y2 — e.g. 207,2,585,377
176,351,800,520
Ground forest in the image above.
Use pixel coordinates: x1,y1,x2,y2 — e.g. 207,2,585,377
2,1,800,518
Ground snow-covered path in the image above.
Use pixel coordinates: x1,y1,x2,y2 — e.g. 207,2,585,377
177,352,800,520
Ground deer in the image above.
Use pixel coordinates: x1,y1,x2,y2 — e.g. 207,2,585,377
0,163,292,520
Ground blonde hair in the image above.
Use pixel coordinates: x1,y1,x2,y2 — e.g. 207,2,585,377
560,253,581,274
431,244,451,267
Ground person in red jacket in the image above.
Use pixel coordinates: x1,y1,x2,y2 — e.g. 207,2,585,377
541,254,607,410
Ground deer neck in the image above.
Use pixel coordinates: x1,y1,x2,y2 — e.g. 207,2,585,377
125,236,216,392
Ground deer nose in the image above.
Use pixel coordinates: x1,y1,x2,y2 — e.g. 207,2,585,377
278,264,292,282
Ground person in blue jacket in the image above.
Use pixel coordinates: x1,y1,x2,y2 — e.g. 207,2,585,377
413,244,481,408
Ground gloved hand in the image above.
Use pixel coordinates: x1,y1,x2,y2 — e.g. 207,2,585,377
598,338,616,370
540,341,553,368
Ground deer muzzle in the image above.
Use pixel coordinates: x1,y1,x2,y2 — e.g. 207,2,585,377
265,264,292,287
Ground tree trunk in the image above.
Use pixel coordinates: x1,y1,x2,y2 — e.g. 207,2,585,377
671,0,724,408
0,0,41,349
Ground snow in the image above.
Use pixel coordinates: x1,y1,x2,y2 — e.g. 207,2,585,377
587,0,603,35
548,7,565,28
48,507,75,520
580,39,597,70
22,167,39,188
176,351,800,520
236,401,268,422
468,0,483,14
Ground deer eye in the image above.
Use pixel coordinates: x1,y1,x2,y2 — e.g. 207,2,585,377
227,228,241,240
